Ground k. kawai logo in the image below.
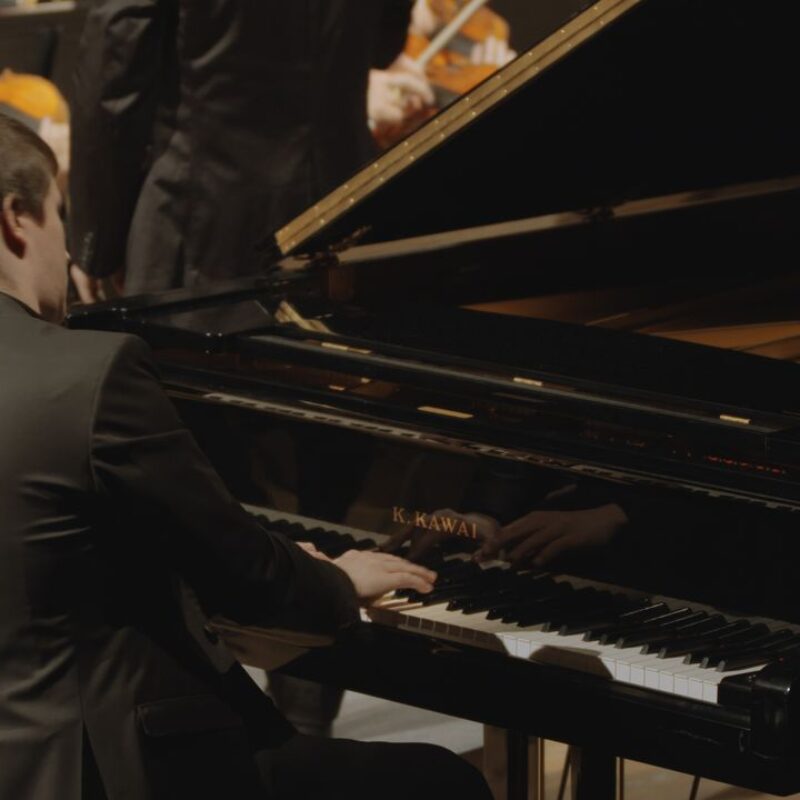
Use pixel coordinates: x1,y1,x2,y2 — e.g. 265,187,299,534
391,507,478,540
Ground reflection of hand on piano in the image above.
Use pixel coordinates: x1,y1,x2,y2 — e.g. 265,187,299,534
478,504,629,567
334,550,437,606
382,508,499,560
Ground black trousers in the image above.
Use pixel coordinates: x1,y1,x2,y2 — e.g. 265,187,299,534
255,733,492,800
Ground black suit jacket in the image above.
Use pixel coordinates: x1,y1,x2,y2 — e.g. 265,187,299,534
0,292,359,799
69,0,412,292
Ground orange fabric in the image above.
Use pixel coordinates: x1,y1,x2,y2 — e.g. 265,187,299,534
0,69,68,123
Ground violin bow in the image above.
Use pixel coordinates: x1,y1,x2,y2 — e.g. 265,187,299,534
415,0,494,68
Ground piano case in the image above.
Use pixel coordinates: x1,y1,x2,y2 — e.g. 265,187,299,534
69,1,800,796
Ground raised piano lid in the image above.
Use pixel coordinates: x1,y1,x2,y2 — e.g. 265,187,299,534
273,0,800,260
67,0,800,503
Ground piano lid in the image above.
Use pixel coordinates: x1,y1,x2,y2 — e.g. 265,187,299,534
276,0,800,258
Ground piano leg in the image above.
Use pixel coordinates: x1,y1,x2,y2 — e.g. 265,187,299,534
483,728,543,800
528,737,545,800
570,746,616,800
506,730,528,800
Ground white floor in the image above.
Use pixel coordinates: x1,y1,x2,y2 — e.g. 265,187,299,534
333,689,483,752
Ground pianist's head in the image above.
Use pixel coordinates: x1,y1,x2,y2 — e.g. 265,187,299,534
0,112,67,323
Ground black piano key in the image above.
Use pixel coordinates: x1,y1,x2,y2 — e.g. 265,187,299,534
700,630,796,669
420,572,508,606
474,578,561,618
444,572,512,610
716,638,800,672
558,599,652,636
447,574,514,606
684,623,770,664
494,584,573,622
280,522,310,539
657,620,750,658
436,560,481,580
542,593,628,633
582,602,668,641
353,538,377,550
613,611,708,649
597,607,695,646
637,614,728,655
437,575,526,610
514,588,599,627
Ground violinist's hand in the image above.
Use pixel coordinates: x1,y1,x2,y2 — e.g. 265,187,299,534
477,504,628,567
70,263,124,305
410,0,438,37
334,550,437,606
470,35,517,68
368,56,434,126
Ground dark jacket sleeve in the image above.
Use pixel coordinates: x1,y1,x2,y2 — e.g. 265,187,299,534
89,335,360,634
373,0,414,68
69,0,169,277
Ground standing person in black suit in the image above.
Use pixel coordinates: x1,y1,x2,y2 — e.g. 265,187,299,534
68,0,413,298
0,114,491,800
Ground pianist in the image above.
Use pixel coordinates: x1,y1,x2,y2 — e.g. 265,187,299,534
0,114,491,800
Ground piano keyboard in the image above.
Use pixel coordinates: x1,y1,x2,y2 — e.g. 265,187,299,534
245,505,800,707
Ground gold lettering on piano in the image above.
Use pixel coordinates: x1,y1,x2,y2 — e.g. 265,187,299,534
392,507,478,540
439,516,457,534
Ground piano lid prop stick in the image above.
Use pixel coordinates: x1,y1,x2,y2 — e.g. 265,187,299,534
415,0,493,68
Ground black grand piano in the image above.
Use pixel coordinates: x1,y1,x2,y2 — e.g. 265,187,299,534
68,0,800,796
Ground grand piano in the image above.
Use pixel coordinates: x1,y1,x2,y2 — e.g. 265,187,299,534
68,0,800,796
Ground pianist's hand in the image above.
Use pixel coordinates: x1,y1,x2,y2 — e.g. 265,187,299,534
334,550,437,605
477,504,628,567
297,542,332,562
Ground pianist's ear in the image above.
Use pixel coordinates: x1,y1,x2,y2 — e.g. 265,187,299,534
0,194,26,259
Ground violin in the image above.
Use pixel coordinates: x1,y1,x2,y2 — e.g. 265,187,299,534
373,0,512,149
411,0,510,101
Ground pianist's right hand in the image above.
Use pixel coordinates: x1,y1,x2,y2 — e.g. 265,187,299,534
334,550,437,606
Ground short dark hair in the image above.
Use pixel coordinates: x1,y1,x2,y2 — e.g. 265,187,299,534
0,112,58,219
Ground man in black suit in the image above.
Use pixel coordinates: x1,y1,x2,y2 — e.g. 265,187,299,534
0,114,491,800
69,0,413,297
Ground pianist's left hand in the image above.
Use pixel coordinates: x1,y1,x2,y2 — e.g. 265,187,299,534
477,504,629,567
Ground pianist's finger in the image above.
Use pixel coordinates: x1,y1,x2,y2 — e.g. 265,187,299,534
383,571,438,596
297,541,331,561
374,553,438,581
